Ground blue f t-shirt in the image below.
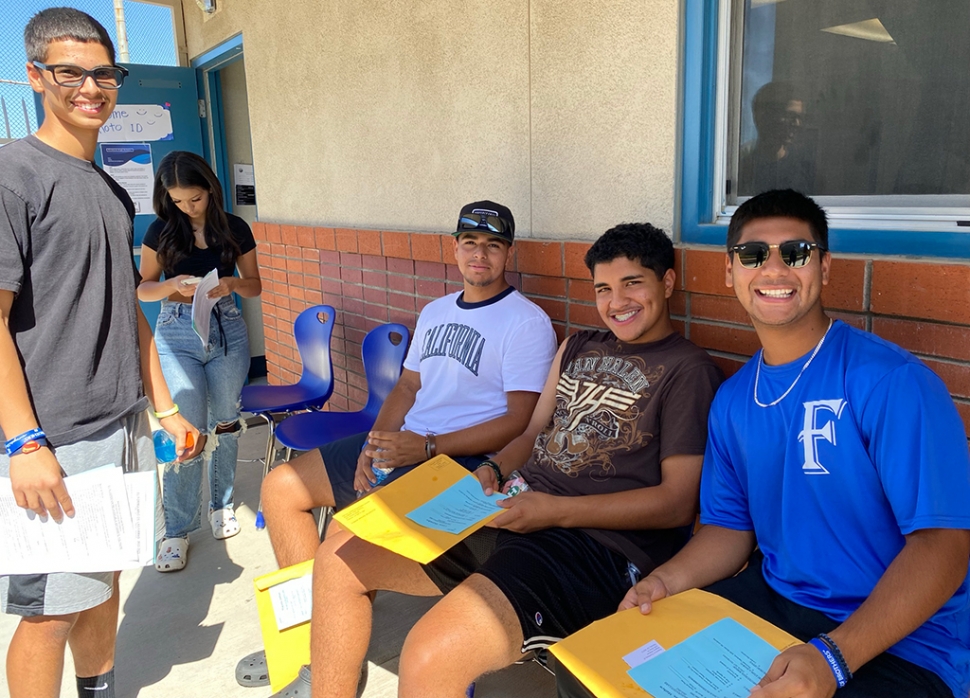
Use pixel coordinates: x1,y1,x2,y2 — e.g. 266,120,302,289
701,321,970,697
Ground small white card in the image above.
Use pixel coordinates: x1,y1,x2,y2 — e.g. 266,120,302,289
623,639,666,668
268,574,313,631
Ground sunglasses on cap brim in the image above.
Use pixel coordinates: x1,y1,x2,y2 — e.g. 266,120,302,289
730,240,825,269
457,213,511,235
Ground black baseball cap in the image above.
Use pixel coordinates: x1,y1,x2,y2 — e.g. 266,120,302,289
453,200,515,244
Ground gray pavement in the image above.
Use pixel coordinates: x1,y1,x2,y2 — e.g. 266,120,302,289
0,425,556,697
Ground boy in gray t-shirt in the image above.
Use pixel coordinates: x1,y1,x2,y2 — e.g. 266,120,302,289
0,9,196,698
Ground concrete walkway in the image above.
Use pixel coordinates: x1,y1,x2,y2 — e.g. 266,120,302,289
0,425,556,697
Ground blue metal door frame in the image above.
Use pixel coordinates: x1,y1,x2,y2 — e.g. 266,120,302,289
192,34,244,215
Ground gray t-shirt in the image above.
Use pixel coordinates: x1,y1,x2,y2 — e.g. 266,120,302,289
0,136,147,447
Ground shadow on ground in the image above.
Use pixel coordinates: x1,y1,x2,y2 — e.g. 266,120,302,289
114,534,243,695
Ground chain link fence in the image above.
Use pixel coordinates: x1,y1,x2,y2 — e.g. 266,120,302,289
1,0,177,142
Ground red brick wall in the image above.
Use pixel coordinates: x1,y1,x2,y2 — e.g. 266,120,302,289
252,222,970,436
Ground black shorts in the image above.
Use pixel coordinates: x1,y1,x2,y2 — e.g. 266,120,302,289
424,527,634,654
318,432,487,510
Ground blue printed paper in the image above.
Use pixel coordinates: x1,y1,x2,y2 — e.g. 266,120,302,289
628,618,779,698
405,476,508,534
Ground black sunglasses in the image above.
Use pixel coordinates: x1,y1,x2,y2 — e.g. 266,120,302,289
33,62,128,89
457,213,511,235
730,240,824,269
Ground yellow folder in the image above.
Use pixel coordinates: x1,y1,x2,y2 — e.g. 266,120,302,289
333,454,502,564
548,588,800,698
253,559,314,692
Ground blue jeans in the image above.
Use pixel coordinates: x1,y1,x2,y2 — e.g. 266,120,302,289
155,297,250,538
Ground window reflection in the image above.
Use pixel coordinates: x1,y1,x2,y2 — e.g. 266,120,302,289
732,0,970,202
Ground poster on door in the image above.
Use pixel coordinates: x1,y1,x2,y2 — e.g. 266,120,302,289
98,104,174,142
100,142,154,215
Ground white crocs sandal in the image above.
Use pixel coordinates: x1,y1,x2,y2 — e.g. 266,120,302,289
209,507,240,540
155,537,188,572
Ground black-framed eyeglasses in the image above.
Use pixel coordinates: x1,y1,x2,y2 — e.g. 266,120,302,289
457,213,511,235
730,240,824,269
32,62,128,89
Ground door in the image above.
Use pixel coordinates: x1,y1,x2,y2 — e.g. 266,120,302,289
107,65,205,327
97,64,205,247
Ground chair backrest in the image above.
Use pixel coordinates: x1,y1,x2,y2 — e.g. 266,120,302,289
361,323,410,416
294,305,336,403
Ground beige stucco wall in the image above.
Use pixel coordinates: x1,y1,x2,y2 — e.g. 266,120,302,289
182,0,681,239
219,58,265,358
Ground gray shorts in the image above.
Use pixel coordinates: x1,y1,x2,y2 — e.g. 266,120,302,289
0,410,163,617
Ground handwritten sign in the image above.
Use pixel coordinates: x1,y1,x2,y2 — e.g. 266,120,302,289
98,104,174,142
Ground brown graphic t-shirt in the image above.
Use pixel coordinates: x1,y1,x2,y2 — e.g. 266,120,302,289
521,330,723,574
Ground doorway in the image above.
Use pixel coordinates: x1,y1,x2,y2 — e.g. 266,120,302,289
194,35,266,378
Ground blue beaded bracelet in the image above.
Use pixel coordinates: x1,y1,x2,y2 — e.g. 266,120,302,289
808,638,849,688
4,428,47,457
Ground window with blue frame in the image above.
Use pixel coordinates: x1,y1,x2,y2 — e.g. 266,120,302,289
681,0,970,257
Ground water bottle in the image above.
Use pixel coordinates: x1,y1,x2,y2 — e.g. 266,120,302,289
153,430,194,464
371,448,393,485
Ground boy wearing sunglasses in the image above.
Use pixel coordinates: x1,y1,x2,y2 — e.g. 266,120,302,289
0,9,196,698
559,190,970,698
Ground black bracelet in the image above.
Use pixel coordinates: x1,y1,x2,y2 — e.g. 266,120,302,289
817,633,853,681
478,459,504,485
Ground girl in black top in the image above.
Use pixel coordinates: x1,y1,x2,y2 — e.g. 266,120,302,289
138,151,261,572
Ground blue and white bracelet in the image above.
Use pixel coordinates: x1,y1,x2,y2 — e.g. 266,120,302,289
4,428,48,457
808,634,852,688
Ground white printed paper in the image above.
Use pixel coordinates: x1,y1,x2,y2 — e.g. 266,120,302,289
269,574,313,631
124,470,159,567
191,268,220,346
0,466,156,574
99,104,174,142
623,639,666,668
99,142,154,214
234,163,255,186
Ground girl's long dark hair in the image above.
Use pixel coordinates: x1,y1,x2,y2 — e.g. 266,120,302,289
151,151,241,272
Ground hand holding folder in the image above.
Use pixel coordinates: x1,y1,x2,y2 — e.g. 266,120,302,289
333,455,507,564
549,589,800,698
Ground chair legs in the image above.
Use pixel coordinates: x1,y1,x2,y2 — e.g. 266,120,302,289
254,412,276,530
253,417,296,530
317,506,334,539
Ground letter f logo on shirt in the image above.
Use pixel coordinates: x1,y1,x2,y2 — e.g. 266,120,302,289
798,399,847,475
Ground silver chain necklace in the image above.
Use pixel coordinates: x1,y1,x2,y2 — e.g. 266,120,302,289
753,319,834,408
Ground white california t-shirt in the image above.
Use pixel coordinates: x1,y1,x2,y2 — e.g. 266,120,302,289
401,287,557,436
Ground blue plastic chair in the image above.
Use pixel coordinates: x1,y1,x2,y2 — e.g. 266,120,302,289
273,322,409,537
273,323,410,452
240,305,336,528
